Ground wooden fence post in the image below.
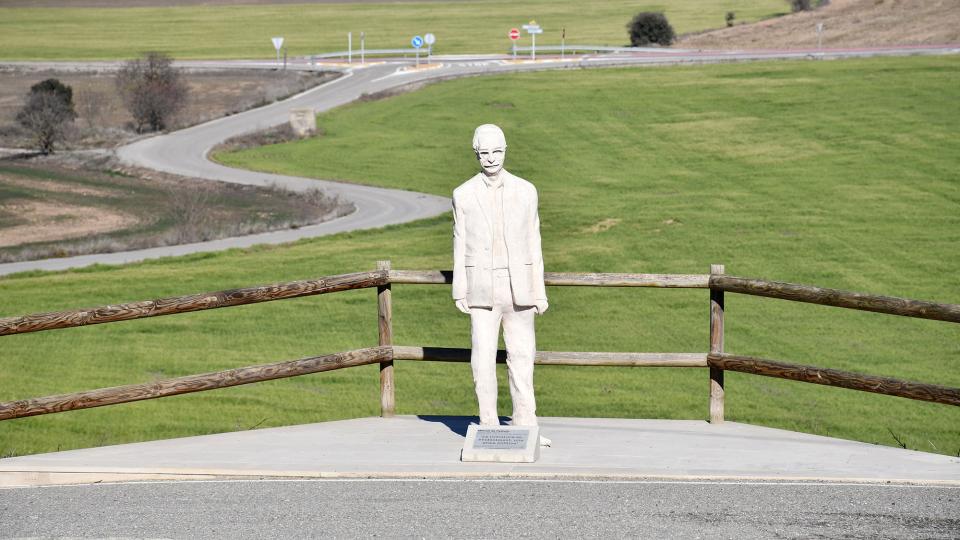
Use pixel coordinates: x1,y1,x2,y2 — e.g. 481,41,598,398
709,263,725,423
377,260,395,417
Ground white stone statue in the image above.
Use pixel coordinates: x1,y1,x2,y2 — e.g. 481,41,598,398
452,124,550,446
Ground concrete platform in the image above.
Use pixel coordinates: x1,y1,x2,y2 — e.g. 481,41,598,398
1,416,958,487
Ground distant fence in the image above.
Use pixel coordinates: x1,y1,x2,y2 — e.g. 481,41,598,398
305,48,428,63
1,261,958,423
303,45,683,63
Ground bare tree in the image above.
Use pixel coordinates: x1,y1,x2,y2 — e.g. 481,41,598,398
15,78,77,154
76,87,109,131
115,52,188,133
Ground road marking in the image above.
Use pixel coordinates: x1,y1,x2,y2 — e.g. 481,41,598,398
8,477,959,491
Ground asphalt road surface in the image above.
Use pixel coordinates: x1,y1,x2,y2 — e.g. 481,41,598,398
2,478,958,538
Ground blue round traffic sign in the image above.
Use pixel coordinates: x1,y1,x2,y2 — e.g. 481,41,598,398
411,35,424,48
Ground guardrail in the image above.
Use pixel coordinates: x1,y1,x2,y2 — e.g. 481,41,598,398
510,45,681,54
302,44,682,63
1,262,958,425
306,48,425,62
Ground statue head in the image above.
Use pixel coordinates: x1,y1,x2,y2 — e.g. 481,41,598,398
472,124,507,178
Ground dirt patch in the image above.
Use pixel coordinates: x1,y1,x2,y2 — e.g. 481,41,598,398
680,0,960,49
1,174,122,197
0,69,339,150
0,199,138,248
0,157,353,262
582,218,621,234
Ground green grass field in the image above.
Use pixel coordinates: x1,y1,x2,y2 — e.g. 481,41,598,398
0,0,786,60
3,55,959,458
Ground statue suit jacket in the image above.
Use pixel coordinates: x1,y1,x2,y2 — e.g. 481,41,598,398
452,170,547,307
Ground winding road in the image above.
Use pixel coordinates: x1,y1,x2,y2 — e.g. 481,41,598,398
1,44,956,276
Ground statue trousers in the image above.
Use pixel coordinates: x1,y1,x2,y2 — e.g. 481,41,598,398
470,269,538,427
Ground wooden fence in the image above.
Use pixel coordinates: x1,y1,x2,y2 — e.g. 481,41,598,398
1,262,958,423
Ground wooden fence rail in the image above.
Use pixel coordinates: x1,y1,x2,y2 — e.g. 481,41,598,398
392,346,708,367
707,352,960,407
2,345,957,423
4,270,957,338
0,270,388,337
390,270,711,288
710,275,960,324
0,346,392,421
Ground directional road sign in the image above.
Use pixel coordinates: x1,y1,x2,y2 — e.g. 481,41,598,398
411,35,424,48
521,21,542,60
424,33,436,46
509,28,520,40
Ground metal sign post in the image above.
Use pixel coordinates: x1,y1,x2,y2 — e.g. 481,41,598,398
509,27,520,59
348,31,352,64
411,35,424,67
561,27,566,59
424,33,435,63
361,31,365,64
271,37,284,68
522,21,542,60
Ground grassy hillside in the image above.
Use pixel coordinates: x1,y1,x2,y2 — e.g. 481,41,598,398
3,56,959,457
0,0,785,60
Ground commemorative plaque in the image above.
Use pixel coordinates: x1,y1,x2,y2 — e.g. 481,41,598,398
461,424,540,463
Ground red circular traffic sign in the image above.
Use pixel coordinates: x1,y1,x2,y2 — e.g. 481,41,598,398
509,28,520,40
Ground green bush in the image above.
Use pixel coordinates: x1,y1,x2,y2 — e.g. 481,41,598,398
15,78,76,154
626,12,676,47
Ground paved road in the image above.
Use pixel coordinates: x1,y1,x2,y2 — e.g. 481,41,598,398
1,45,956,276
2,478,957,538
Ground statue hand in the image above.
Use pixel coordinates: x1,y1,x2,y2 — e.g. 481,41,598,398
535,300,549,315
455,299,470,314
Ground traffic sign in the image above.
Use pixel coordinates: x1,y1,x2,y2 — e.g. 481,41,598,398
411,35,424,48
509,28,520,40
424,33,436,45
271,37,284,67
521,21,542,60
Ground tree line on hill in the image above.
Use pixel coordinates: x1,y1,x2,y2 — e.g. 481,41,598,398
16,52,187,154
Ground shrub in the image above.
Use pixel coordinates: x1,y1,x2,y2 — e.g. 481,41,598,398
115,52,188,133
626,12,676,47
15,78,77,154
726,11,736,27
789,0,813,12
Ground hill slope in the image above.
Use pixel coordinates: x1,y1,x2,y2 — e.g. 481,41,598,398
681,0,960,49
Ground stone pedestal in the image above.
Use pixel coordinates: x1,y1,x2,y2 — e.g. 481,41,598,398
461,425,540,463
289,108,316,137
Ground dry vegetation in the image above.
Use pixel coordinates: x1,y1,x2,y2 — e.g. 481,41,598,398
0,67,345,262
681,0,960,49
0,0,438,5
0,157,353,263
0,68,339,150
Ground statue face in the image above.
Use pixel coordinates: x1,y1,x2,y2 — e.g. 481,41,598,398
475,140,506,177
